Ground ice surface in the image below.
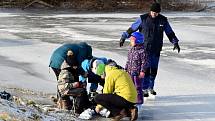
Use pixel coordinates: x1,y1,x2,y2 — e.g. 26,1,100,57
0,10,214,120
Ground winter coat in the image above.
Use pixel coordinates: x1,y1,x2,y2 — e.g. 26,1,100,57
103,65,137,103
122,13,179,55
58,61,78,96
49,42,92,69
140,14,169,54
125,44,148,76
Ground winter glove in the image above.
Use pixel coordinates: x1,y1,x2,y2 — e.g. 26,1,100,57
80,81,87,88
173,43,180,53
119,37,125,47
95,105,103,113
119,32,127,47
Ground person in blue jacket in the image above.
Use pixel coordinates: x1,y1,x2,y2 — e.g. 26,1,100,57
80,57,108,92
49,42,93,80
119,2,180,96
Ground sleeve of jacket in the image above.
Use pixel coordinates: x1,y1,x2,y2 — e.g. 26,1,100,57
164,19,179,44
103,75,114,94
122,17,142,39
140,49,148,72
125,51,131,71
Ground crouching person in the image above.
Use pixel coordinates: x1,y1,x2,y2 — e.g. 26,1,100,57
94,64,138,121
57,60,90,114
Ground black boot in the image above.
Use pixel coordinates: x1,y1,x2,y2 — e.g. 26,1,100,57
143,90,149,97
149,89,157,95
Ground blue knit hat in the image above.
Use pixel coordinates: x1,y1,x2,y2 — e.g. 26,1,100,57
131,32,144,44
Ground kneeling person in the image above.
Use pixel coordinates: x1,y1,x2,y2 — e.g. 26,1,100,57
58,60,90,114
94,64,138,121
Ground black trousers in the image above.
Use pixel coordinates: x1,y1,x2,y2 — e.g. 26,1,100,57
51,67,61,80
63,88,91,114
94,94,135,116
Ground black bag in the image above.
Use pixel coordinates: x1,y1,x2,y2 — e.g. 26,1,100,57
67,88,91,114
0,91,11,100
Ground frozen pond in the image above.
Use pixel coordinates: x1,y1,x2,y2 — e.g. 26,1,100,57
0,9,215,120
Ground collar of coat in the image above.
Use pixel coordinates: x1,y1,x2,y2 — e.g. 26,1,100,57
132,44,144,50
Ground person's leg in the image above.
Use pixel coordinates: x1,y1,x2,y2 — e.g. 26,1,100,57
51,67,61,100
94,94,134,117
51,67,61,80
142,68,150,97
132,75,143,104
148,53,160,90
59,96,72,110
142,68,149,90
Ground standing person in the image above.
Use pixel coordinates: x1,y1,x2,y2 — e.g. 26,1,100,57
119,2,180,96
125,32,148,106
94,64,138,121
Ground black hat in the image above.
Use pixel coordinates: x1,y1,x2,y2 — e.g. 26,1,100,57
150,3,161,13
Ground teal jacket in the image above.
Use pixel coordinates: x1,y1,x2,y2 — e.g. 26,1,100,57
49,42,92,69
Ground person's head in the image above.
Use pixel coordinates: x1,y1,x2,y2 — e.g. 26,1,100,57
150,3,161,18
66,50,78,67
91,59,105,75
95,63,106,79
67,50,74,57
79,42,93,59
130,32,144,47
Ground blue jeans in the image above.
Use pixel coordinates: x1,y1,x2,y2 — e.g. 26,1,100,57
142,53,160,90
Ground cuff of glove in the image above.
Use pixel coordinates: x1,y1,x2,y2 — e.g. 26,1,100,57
172,38,179,44
122,32,129,39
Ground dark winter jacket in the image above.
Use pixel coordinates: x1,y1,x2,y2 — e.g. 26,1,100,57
122,13,179,55
49,42,92,69
125,44,148,76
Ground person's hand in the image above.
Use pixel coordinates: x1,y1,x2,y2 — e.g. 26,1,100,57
80,82,87,88
82,72,88,78
95,106,102,113
72,82,80,88
120,32,128,47
173,43,180,53
139,72,145,78
119,37,125,47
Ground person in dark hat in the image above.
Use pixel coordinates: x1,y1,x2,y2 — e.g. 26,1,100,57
119,2,180,97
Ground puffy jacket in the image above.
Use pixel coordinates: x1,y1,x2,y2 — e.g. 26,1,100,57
125,44,148,75
49,42,92,69
58,61,76,96
103,65,137,103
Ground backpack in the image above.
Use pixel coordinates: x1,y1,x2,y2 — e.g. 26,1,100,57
0,91,11,100
67,88,91,114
